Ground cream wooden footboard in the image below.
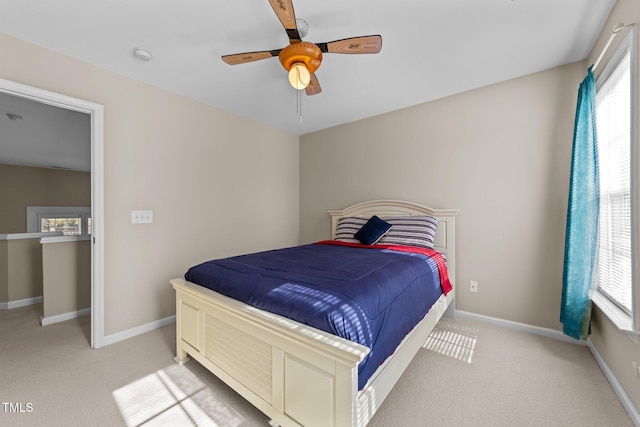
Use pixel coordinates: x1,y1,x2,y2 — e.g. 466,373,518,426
172,200,458,426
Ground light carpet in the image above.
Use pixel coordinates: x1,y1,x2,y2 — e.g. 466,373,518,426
0,305,633,426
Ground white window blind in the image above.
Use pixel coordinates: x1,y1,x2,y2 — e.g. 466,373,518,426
595,48,632,314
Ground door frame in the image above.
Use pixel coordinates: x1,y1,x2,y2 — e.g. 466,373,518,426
0,78,105,348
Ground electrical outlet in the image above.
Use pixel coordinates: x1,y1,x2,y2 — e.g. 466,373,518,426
633,361,640,379
470,280,478,293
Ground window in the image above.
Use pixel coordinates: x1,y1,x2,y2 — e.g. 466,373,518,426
40,217,81,235
26,206,91,236
593,26,638,334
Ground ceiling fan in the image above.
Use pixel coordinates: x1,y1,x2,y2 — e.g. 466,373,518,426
222,0,382,95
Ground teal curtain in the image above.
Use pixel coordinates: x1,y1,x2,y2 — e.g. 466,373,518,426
560,66,599,341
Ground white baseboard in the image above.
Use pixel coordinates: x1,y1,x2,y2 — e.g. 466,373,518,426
0,296,43,310
103,315,176,346
588,341,640,427
456,310,585,345
456,310,639,426
41,307,91,326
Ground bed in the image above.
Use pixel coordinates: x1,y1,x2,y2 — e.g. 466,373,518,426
171,200,458,426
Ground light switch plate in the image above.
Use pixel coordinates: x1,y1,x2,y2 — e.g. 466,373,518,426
131,210,153,224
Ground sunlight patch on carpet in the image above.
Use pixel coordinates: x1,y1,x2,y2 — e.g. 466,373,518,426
423,318,478,363
113,364,244,426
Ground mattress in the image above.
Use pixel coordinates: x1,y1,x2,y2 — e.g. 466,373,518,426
185,241,450,389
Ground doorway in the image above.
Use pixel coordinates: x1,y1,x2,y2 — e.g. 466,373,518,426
0,77,105,348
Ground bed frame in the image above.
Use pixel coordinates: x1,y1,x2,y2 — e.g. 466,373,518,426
171,200,458,426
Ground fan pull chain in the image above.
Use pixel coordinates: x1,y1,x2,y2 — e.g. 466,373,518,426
296,89,303,123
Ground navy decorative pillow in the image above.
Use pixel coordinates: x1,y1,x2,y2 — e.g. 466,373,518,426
354,215,392,245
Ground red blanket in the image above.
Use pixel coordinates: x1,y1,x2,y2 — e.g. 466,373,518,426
317,240,452,295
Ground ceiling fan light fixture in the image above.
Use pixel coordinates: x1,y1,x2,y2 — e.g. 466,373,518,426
221,0,382,96
132,47,153,62
288,63,310,90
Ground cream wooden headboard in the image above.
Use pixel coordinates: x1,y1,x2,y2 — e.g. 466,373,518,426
328,199,459,288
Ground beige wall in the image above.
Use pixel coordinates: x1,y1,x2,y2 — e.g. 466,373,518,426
0,164,91,233
301,61,582,331
42,239,91,318
5,238,43,301
0,32,300,335
585,0,640,412
0,241,8,302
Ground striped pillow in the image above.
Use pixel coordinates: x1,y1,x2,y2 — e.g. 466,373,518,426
334,216,367,243
378,216,438,249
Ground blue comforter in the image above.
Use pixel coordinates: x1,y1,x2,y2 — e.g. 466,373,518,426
185,242,445,390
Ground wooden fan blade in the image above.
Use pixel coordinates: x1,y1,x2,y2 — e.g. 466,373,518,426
318,35,382,54
267,0,302,42
222,49,281,65
305,73,322,96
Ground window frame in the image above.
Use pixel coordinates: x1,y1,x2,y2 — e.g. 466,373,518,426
592,25,640,337
26,205,91,236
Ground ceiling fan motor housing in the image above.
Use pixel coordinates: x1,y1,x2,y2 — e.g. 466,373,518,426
279,41,322,73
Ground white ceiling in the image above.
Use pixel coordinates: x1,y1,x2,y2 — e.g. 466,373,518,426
0,92,91,171
0,0,617,171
